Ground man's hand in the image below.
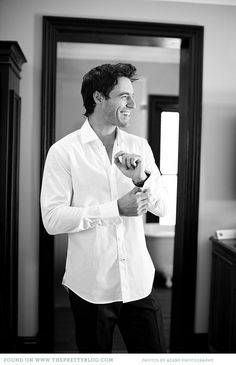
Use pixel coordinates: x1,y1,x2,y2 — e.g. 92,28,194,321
117,187,149,216
114,151,147,184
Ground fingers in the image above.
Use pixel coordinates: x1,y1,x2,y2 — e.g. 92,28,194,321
137,201,149,215
118,187,149,216
125,156,134,169
114,151,125,166
114,151,126,159
136,192,149,202
114,151,141,170
132,187,142,194
125,155,140,169
136,191,149,215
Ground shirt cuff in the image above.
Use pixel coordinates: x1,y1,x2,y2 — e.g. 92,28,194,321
132,172,150,187
142,171,161,193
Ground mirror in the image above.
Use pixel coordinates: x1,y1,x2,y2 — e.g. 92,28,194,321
54,41,180,352
39,17,203,353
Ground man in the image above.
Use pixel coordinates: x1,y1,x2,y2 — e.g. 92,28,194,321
40,63,169,353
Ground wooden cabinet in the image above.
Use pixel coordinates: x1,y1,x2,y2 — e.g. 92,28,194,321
0,41,26,352
208,237,236,352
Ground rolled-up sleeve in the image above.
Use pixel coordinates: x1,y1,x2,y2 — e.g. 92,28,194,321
40,146,122,235
142,140,170,217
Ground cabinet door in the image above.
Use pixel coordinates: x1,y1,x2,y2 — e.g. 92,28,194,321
209,251,236,352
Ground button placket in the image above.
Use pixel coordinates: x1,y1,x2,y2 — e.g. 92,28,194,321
110,137,123,200
109,164,117,200
113,136,130,300
119,257,129,301
95,141,115,200
116,224,130,300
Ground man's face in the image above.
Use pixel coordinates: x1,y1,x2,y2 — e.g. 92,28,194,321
101,76,136,128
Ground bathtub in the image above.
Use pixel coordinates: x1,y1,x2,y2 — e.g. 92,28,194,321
144,223,175,288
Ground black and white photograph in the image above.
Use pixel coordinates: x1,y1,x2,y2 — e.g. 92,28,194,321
0,0,236,363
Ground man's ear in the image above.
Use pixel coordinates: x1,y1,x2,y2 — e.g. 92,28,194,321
93,91,104,104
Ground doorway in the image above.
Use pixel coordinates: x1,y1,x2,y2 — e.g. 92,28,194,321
39,17,203,353
53,44,180,352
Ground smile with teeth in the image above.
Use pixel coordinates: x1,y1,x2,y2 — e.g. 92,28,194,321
120,110,131,117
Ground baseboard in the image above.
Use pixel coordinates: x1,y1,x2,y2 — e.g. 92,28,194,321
170,333,209,353
192,333,209,353
15,334,209,354
16,336,41,353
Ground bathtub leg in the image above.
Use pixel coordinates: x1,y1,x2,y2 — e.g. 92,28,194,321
165,276,172,288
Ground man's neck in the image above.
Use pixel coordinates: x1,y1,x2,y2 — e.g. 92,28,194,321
88,117,117,147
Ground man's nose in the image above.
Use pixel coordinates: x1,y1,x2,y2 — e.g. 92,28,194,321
127,96,136,109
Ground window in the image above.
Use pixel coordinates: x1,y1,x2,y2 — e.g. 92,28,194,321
159,111,179,225
147,95,179,226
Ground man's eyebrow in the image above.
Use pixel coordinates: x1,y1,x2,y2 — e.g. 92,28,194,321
118,92,135,96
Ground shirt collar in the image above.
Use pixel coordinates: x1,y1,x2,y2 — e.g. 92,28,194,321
80,118,126,146
80,119,100,144
116,126,125,147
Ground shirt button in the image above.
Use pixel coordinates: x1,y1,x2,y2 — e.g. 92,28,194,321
120,258,126,262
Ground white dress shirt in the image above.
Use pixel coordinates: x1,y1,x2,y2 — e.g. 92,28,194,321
40,119,169,304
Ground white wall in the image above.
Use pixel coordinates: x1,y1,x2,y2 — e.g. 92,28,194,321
0,0,236,336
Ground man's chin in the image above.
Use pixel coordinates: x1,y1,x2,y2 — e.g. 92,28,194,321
118,119,131,128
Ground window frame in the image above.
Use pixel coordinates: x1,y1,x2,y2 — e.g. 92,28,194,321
147,95,179,223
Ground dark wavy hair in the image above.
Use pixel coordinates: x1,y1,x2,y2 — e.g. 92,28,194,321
81,63,137,117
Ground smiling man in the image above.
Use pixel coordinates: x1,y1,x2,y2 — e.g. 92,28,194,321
40,63,169,353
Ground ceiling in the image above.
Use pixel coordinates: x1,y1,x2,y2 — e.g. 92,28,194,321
146,0,236,5
147,0,236,6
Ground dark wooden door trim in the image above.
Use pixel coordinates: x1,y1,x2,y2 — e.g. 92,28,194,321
39,16,204,352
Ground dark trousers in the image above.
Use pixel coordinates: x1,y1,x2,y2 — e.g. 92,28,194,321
68,288,167,353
